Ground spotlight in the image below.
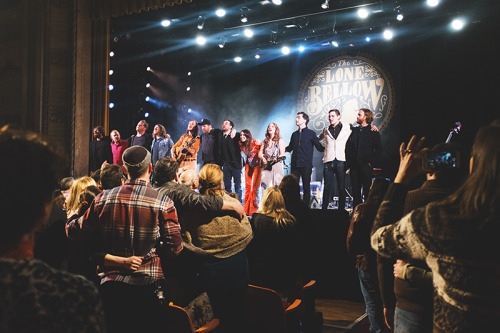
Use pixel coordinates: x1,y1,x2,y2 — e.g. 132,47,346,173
109,69,114,75
255,54,261,59
197,16,205,30
161,19,171,27
145,112,150,118
187,72,192,76
272,0,282,5
451,18,465,31
281,46,290,55
188,109,192,113
298,45,306,52
383,29,394,40
395,6,404,21
109,51,115,57
234,56,242,63
357,8,369,19
186,87,191,91
240,7,249,23
365,36,371,42
244,28,254,38
108,84,114,91
146,67,151,71
215,9,226,17
331,41,339,47
146,83,151,88
145,96,150,102
321,0,329,9
196,36,207,46
427,0,439,7
218,36,227,48
109,102,115,109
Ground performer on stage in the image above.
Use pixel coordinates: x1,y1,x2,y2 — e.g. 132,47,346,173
239,129,262,215
172,120,200,171
259,122,286,190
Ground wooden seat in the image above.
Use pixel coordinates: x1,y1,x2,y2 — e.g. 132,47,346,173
246,284,302,333
164,302,220,333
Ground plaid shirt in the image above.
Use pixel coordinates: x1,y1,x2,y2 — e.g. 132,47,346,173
66,179,182,285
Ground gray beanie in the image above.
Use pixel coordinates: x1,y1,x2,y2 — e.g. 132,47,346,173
122,146,151,176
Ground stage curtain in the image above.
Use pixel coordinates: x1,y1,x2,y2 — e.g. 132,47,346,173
91,0,192,21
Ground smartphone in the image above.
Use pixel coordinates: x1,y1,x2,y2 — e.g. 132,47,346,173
422,150,460,171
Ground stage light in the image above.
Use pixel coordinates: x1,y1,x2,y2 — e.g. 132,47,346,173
272,0,282,5
161,19,171,27
196,36,206,46
451,18,465,31
197,16,205,30
109,51,115,57
244,28,254,38
383,29,394,40
187,72,192,76
109,69,114,75
109,103,115,109
186,87,191,91
240,7,249,23
234,56,242,63
188,109,192,113
241,15,248,23
108,84,114,91
146,83,151,88
146,67,151,71
358,8,369,19
281,46,290,55
145,112,149,117
427,0,439,7
395,6,404,21
298,45,305,52
145,96,150,102
255,54,261,59
215,9,226,17
321,0,329,10
218,36,227,48
365,36,371,42
331,41,339,47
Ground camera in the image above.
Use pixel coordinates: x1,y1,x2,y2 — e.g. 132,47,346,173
422,150,460,171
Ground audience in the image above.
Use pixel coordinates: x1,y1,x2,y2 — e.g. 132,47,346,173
179,169,199,190
182,164,253,333
346,177,390,333
100,163,125,190
0,126,106,332
371,128,500,332
248,187,301,300
65,176,98,218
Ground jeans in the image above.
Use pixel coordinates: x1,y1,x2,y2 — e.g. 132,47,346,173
358,266,385,333
222,165,242,201
394,307,432,333
291,165,313,206
322,160,346,209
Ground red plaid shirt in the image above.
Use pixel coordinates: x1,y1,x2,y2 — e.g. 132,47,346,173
66,179,182,285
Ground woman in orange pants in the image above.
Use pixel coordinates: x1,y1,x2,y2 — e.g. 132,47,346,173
239,129,262,215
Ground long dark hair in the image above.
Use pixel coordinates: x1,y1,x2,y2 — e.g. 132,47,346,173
186,120,199,137
445,125,500,225
240,129,253,155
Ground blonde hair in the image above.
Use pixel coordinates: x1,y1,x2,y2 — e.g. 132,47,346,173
258,187,296,228
198,164,225,197
65,176,98,217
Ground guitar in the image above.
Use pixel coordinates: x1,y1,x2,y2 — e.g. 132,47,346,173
173,136,197,164
261,156,286,171
445,122,462,143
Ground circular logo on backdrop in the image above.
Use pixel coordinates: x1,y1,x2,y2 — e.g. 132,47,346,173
297,54,395,133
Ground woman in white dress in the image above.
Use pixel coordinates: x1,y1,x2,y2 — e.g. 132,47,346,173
259,122,286,190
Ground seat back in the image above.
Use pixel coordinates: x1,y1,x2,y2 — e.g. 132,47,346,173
164,303,220,333
246,284,289,333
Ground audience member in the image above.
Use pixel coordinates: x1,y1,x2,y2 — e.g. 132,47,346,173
65,176,98,218
346,177,390,333
66,146,183,333
248,187,301,300
60,177,74,200
110,129,129,166
0,126,105,332
371,129,500,332
182,163,253,333
100,164,125,190
378,142,465,332
179,169,199,190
